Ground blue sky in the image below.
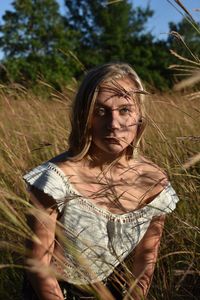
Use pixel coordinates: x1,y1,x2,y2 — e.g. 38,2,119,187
0,0,199,58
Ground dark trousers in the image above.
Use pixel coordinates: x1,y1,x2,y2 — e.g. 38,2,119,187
22,276,127,300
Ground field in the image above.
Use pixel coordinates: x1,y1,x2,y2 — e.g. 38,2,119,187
0,83,199,299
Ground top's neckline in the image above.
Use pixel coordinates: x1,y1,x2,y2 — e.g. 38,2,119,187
46,161,168,218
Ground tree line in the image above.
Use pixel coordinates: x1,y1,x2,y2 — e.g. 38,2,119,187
0,0,199,90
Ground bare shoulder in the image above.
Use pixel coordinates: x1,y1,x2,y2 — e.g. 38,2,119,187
128,155,169,198
137,155,168,185
139,156,168,184
55,159,81,175
49,151,77,173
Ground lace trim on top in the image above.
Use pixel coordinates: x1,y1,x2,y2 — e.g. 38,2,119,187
23,161,179,221
45,162,179,222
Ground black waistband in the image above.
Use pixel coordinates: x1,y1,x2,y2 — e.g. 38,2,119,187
59,276,127,300
59,281,96,299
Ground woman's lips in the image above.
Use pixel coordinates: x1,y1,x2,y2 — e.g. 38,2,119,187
104,137,121,144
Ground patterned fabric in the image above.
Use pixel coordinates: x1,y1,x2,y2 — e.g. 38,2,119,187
23,161,179,285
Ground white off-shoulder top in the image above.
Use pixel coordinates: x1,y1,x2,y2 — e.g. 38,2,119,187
23,161,179,285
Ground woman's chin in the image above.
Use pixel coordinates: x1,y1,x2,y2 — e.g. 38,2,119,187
89,141,129,159
105,146,124,156
94,144,126,159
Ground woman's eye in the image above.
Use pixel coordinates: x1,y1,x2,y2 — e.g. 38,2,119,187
119,107,131,115
95,107,106,117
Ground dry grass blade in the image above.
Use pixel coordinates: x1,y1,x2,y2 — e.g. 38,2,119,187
60,48,85,72
159,251,200,261
0,241,25,255
173,71,200,90
185,91,200,101
174,270,200,276
0,264,26,270
174,262,196,291
168,3,200,94
168,1,200,33
173,30,200,62
169,64,199,70
182,153,200,169
174,0,195,22
176,136,200,142
169,48,200,66
107,0,122,4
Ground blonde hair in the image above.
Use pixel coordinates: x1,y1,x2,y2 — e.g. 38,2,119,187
68,63,148,161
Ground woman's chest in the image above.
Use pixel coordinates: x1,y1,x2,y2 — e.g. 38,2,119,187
67,170,162,214
57,159,166,214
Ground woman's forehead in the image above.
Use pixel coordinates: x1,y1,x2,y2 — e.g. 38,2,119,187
100,76,138,92
97,77,139,105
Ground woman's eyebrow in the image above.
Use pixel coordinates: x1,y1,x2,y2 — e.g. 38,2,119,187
117,104,134,108
95,103,135,109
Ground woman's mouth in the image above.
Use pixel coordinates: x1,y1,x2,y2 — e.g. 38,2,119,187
104,137,121,144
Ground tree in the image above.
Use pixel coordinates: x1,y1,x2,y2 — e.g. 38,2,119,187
0,0,79,85
64,0,172,89
0,0,177,89
64,0,153,62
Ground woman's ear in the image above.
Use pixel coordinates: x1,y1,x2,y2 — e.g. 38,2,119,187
137,117,143,133
136,116,146,146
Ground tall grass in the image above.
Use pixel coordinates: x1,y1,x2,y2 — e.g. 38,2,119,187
0,81,199,299
0,85,73,299
0,1,200,298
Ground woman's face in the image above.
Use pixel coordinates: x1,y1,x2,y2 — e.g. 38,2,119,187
90,77,141,159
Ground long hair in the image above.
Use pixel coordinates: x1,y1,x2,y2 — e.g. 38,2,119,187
68,63,149,161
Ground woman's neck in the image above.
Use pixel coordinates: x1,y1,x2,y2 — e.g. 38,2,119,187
86,147,130,171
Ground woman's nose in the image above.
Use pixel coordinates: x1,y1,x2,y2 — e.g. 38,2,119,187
106,111,120,130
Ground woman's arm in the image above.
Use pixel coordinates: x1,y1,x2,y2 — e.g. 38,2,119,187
25,187,64,300
126,215,165,300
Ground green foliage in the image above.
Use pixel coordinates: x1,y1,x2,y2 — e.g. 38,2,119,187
64,0,173,89
0,0,194,90
64,1,152,62
0,0,80,86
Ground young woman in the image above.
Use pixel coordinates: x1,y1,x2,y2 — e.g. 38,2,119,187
23,63,179,300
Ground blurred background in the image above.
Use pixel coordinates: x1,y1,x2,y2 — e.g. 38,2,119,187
0,0,199,90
